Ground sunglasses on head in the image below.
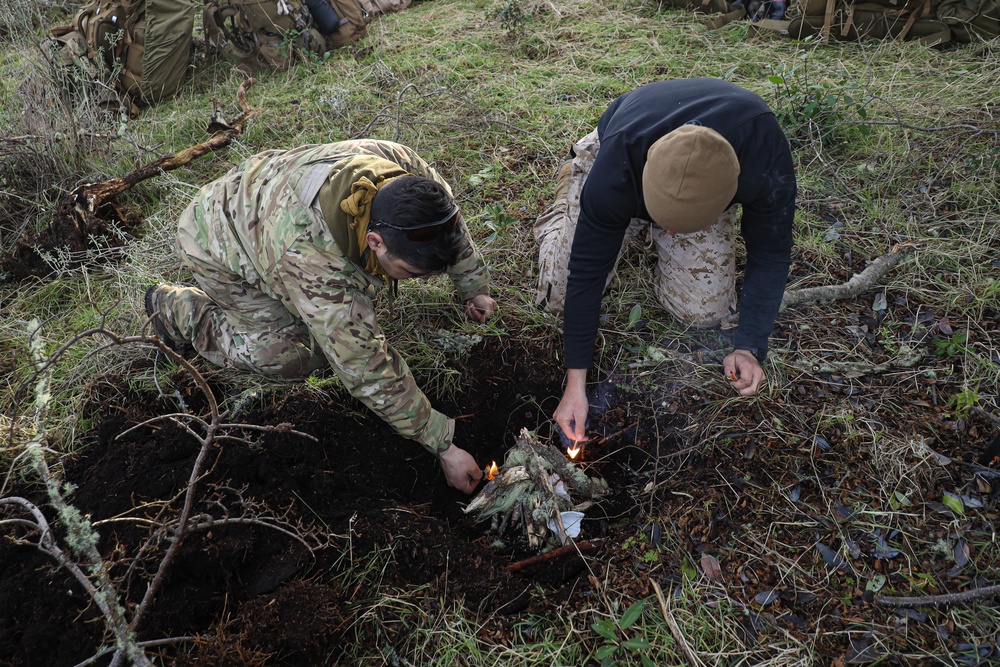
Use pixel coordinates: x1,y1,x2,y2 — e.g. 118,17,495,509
371,205,460,243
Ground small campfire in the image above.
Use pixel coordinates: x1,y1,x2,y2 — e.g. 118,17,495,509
464,428,608,550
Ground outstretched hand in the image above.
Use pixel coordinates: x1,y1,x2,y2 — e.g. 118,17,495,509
464,294,497,322
554,369,589,443
724,349,765,396
438,443,483,494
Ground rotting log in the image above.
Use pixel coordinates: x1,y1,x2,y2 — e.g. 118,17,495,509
1,80,257,282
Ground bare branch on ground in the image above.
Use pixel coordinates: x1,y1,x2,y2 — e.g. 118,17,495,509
781,243,916,310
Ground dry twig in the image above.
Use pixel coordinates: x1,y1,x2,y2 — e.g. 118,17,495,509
507,540,596,573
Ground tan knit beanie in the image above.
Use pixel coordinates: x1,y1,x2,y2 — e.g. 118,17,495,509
642,125,740,234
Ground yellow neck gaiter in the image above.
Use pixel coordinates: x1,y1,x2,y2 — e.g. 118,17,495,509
340,174,406,278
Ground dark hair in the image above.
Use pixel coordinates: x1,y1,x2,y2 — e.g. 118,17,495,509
369,175,463,273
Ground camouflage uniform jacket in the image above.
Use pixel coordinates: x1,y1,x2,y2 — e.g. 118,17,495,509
177,140,491,454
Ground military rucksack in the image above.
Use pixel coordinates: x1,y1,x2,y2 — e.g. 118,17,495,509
935,0,1000,41
202,0,371,71
787,0,952,44
51,0,195,110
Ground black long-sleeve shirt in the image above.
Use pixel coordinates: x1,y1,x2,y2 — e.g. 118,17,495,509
563,79,796,369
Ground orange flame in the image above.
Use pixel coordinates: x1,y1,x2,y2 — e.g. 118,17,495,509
485,461,499,480
567,445,582,460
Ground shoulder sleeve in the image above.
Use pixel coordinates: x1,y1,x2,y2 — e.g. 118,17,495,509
445,213,491,300
275,235,454,455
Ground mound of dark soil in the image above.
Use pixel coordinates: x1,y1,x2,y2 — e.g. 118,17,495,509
0,338,682,666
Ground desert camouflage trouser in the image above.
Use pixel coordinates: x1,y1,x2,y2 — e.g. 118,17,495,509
156,225,328,380
533,129,739,327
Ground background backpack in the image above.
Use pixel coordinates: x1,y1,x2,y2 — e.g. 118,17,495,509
51,0,195,108
787,0,952,44
935,0,1000,40
203,0,369,71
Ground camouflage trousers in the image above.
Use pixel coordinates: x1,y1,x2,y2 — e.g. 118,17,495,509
533,129,739,327
156,218,328,380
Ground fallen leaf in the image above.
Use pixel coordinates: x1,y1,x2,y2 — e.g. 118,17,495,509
846,636,883,663
941,492,966,516
872,293,887,312
816,542,847,571
754,590,779,606
700,553,724,584
953,539,970,567
893,608,928,622
865,574,887,592
873,533,901,560
788,484,801,503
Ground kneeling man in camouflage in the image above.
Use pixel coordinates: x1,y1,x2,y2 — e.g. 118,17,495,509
146,139,496,493
534,79,797,443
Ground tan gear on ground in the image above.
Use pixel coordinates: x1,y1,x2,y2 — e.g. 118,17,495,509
641,125,740,234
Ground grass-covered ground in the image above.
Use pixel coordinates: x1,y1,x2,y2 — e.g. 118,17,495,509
2,0,999,665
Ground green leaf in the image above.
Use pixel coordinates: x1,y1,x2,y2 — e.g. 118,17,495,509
641,656,657,667
628,304,642,327
620,600,646,629
592,619,620,642
941,492,965,516
595,644,619,660
768,75,785,84
872,292,887,312
866,574,887,592
623,638,653,650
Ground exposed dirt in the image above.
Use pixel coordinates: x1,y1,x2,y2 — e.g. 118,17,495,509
0,337,656,666
1,312,998,666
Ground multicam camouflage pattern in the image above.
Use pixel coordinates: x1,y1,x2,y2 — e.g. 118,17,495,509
160,139,491,455
533,129,737,326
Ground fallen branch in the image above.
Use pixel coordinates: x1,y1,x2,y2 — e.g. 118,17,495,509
1,80,257,281
507,540,595,573
781,243,916,310
789,347,926,376
876,583,1000,607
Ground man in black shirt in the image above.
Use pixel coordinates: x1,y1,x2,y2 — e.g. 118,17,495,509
533,79,796,442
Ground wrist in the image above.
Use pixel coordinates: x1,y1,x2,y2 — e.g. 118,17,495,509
565,368,587,393
735,347,765,363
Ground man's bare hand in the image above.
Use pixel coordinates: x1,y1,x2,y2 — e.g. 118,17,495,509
464,294,497,322
438,443,483,493
724,349,765,396
554,369,589,443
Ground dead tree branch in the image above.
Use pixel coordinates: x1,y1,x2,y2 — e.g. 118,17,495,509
2,318,327,667
1,80,257,281
876,583,1000,607
781,243,916,310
